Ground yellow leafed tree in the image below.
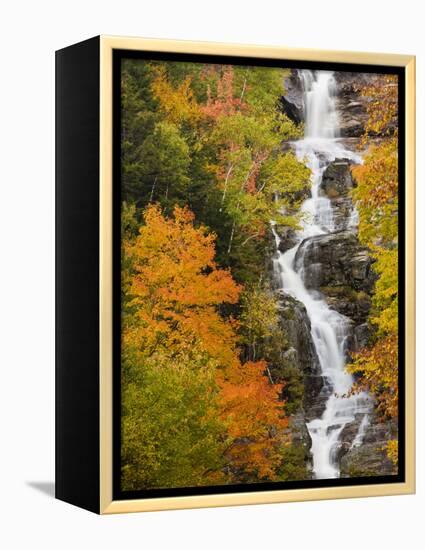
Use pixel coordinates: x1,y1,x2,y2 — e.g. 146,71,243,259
349,75,399,464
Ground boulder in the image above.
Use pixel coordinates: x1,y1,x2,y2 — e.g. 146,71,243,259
320,159,355,198
283,69,305,112
273,225,298,253
331,197,358,231
320,160,358,231
294,231,375,294
280,96,303,125
304,380,333,422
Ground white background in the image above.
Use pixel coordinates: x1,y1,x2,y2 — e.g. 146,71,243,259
0,0,422,548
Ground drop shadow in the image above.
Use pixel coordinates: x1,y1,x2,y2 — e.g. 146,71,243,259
26,481,55,498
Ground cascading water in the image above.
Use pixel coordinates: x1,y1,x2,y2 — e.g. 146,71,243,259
272,70,370,479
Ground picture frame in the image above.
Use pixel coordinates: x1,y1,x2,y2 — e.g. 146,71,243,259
56,35,415,514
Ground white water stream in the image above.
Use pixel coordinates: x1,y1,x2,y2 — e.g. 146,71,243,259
272,70,370,479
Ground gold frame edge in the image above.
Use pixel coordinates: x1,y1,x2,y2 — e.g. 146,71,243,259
99,36,416,514
99,36,114,513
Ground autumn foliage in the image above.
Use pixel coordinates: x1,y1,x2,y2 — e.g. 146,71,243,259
151,66,201,125
124,204,241,366
218,360,288,479
201,67,247,118
122,204,289,489
348,75,399,463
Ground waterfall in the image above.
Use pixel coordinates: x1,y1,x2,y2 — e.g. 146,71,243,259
272,70,370,479
303,70,339,139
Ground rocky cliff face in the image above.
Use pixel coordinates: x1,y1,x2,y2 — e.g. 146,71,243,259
294,230,374,348
281,70,305,122
275,69,396,480
274,290,323,416
320,160,357,231
293,156,377,354
339,415,398,477
333,72,374,138
269,155,378,475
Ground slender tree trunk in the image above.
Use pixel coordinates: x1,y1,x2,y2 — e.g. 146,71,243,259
227,220,236,255
240,77,247,102
227,165,254,255
149,176,158,202
240,231,261,247
266,366,274,385
220,163,234,211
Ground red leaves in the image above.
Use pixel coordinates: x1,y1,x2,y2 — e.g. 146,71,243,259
201,67,247,119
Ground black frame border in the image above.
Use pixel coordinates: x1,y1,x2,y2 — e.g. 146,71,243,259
112,49,406,502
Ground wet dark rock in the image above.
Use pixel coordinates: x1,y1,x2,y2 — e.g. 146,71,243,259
276,291,320,376
354,323,371,349
273,225,298,253
294,230,376,353
339,414,364,447
320,159,355,198
338,119,365,138
340,415,398,477
335,441,352,463
274,291,325,417
283,70,305,113
333,72,375,138
338,411,369,451
304,381,332,422
319,286,371,327
295,231,375,295
280,96,303,125
290,411,313,451
331,197,357,231
320,159,358,231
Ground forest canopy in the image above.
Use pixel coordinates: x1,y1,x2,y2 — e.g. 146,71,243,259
120,59,309,490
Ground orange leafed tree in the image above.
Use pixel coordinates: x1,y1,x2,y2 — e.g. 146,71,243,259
124,203,241,367
218,360,288,479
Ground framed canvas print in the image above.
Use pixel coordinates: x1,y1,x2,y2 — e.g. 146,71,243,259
55,36,415,514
